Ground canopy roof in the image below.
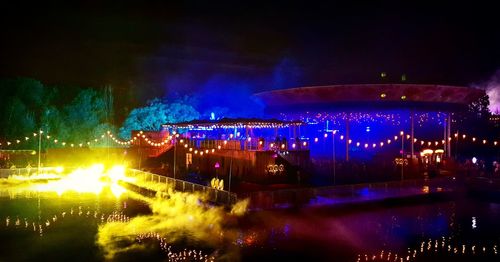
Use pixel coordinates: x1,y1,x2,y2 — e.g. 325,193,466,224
162,118,303,129
255,84,486,112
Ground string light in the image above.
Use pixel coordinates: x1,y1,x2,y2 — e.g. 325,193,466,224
1,127,498,156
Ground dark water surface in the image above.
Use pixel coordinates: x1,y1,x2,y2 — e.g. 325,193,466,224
0,190,150,262
1,189,500,261
239,194,500,261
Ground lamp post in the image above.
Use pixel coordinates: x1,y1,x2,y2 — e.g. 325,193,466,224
326,129,339,185
400,131,404,181
38,129,42,175
333,130,336,185
173,134,176,180
228,157,233,194
214,161,220,179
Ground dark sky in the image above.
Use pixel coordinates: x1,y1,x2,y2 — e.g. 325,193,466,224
1,1,499,105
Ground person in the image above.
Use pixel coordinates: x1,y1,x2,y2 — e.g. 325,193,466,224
464,159,473,177
26,162,32,176
479,160,486,177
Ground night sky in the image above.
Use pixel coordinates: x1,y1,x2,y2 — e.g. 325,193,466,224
1,1,499,106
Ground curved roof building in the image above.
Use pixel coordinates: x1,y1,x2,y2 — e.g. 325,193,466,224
255,84,485,112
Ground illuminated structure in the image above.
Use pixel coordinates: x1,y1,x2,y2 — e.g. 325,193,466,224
255,84,483,157
252,84,486,182
158,84,486,186
160,118,308,185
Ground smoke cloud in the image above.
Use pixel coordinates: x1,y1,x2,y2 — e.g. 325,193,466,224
473,70,500,114
96,190,249,260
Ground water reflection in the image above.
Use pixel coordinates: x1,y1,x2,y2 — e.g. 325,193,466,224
237,198,500,261
1,166,250,261
3,169,500,261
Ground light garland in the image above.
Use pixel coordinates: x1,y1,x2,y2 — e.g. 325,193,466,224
1,129,498,156
279,112,448,127
356,236,499,262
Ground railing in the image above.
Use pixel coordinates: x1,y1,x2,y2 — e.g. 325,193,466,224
239,177,458,210
126,169,237,205
180,138,310,152
0,167,57,178
0,167,238,206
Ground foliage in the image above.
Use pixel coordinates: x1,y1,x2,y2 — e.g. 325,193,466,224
58,89,115,144
119,98,199,139
0,78,116,149
455,95,494,138
0,78,55,139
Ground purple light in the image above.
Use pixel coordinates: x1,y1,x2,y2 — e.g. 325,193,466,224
214,162,220,168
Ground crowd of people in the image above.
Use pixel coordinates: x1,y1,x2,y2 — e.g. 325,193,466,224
461,158,500,177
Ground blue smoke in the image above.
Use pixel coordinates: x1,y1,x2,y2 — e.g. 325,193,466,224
161,57,303,120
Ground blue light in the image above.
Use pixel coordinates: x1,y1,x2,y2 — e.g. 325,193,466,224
366,126,371,132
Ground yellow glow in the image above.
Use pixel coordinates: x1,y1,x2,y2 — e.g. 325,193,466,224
422,149,433,155
110,183,126,198
55,166,64,173
30,164,132,198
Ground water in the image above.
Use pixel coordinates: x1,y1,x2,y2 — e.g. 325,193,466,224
239,195,500,261
0,190,151,261
1,185,500,261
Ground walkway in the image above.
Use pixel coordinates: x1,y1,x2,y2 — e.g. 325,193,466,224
239,177,458,210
